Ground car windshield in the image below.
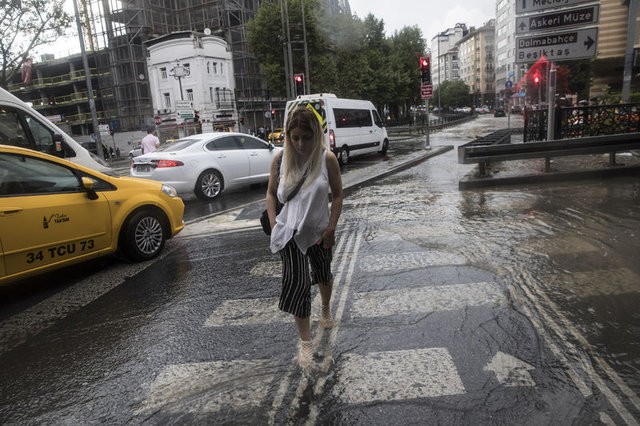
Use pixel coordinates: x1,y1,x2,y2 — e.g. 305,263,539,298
156,138,200,152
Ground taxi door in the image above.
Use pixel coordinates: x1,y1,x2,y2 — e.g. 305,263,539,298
0,152,111,278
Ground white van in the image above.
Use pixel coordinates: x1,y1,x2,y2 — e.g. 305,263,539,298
284,93,389,164
0,87,111,173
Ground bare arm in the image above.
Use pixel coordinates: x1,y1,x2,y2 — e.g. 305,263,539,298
320,151,343,249
265,151,283,229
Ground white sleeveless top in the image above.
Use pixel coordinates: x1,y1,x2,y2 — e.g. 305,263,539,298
270,152,330,254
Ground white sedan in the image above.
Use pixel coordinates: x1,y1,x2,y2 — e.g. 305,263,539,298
130,132,282,200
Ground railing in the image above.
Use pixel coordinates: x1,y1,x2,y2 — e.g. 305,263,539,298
7,69,110,91
388,111,476,138
524,103,640,142
459,131,640,177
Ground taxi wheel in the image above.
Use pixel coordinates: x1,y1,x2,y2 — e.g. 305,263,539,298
195,169,223,200
120,209,167,261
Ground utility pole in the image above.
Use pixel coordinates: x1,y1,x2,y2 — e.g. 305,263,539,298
72,0,103,157
301,0,310,94
622,0,638,102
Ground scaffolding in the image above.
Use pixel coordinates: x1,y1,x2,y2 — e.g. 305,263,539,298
78,0,263,131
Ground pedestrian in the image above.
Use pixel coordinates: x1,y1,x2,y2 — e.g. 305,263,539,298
265,106,343,370
141,126,160,154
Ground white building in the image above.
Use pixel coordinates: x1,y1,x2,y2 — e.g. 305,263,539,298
146,31,237,138
431,24,468,90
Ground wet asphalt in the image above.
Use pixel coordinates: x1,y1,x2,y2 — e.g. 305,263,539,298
1,115,639,424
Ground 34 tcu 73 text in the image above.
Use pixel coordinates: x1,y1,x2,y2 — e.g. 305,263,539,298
26,239,95,263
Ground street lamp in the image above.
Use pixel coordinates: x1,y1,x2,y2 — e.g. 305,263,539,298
170,63,189,101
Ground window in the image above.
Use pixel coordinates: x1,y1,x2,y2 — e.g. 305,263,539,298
186,89,194,101
212,62,218,74
0,107,72,157
163,93,171,108
206,136,240,151
160,67,167,79
0,152,82,196
236,136,267,150
0,107,30,149
207,62,210,74
334,108,373,128
183,63,190,76
210,87,214,103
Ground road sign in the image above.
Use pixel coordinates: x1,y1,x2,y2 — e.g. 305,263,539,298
515,27,597,63
505,80,513,89
421,83,433,100
516,5,599,34
516,0,594,14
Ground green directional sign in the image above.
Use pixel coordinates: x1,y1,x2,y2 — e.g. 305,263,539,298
516,0,594,14
515,27,597,63
516,5,599,34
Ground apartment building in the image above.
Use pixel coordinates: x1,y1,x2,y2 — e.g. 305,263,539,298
457,20,496,107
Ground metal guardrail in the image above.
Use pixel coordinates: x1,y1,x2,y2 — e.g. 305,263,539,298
387,113,476,139
458,132,640,177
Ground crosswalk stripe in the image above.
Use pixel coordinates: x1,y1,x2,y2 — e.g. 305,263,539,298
359,250,467,273
203,295,323,327
351,282,505,318
135,359,275,415
332,348,466,404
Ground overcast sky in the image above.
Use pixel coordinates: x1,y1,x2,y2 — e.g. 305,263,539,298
41,0,498,59
348,0,497,47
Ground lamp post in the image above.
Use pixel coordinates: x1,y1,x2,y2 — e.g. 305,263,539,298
170,63,189,101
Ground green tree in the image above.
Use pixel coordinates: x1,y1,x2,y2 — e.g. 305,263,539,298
434,80,471,109
0,0,72,88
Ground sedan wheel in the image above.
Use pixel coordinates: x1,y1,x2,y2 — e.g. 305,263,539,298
195,169,223,200
120,209,166,261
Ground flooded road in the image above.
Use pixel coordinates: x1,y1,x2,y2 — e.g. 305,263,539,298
1,115,638,424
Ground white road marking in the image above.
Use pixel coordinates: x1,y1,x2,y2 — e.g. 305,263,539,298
351,282,505,318
332,348,466,404
135,359,275,415
483,351,535,387
358,250,467,273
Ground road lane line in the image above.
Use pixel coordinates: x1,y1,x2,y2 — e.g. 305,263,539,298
513,269,640,424
267,228,357,425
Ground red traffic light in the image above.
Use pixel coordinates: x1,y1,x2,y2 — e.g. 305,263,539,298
533,73,540,85
294,73,304,83
419,56,430,70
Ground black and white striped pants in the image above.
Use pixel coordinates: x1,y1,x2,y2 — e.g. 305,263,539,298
278,238,333,318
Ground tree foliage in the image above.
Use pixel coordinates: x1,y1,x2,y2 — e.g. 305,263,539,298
0,0,73,88
433,80,471,109
247,0,425,116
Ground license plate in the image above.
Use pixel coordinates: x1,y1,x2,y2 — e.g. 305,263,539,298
136,164,151,173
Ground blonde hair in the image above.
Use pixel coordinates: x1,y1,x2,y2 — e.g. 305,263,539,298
281,106,324,192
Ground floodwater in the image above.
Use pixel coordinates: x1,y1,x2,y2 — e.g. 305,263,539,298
345,117,640,398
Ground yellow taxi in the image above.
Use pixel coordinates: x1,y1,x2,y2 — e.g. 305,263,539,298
0,144,185,285
269,128,285,145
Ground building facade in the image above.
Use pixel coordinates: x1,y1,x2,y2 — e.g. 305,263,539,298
457,20,496,108
146,32,237,138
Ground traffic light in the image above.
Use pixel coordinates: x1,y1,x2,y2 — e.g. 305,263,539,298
533,72,540,86
294,73,304,95
419,56,431,84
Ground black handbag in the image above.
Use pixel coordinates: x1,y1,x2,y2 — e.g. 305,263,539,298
261,158,309,236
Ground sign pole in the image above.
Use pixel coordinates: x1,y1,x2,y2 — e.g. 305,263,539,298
546,64,557,141
425,98,430,149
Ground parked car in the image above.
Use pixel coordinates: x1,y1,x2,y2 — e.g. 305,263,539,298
130,132,282,200
494,108,506,117
269,128,285,145
129,143,143,158
0,144,185,285
510,105,523,114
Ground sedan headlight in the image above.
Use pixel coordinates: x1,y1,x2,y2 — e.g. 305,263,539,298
161,184,178,198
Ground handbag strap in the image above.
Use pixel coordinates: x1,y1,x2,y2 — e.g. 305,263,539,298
278,152,309,203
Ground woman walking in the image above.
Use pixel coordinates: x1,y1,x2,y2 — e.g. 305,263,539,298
266,106,343,369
